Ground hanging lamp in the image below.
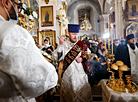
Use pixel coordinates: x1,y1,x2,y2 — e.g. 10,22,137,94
80,0,92,31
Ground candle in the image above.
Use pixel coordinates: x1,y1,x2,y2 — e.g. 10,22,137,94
27,0,30,8
105,31,107,55
108,23,110,50
111,25,113,55
59,8,64,36
21,0,24,3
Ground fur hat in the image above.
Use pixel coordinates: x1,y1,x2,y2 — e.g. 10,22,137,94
126,34,135,41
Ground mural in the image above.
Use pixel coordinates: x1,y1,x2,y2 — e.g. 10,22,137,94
126,22,138,40
127,1,138,21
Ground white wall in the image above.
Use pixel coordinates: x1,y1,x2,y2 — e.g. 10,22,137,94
38,0,66,44
67,0,101,34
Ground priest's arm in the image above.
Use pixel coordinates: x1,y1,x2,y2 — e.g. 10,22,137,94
0,25,58,99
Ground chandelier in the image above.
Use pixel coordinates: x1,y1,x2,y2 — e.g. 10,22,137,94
80,0,92,31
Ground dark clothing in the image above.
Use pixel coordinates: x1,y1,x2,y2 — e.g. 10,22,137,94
88,43,97,53
88,54,109,86
106,43,117,55
120,40,126,45
42,46,54,55
45,13,49,23
82,37,97,53
136,42,138,47
115,44,130,68
115,44,131,79
115,43,138,80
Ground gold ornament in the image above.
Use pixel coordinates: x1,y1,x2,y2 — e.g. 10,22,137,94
44,0,49,4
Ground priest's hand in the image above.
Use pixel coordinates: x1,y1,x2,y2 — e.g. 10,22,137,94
75,57,83,63
59,37,65,45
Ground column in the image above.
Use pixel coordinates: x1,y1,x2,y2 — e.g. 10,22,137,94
114,0,124,39
118,0,123,39
99,15,105,36
99,14,110,36
114,0,118,39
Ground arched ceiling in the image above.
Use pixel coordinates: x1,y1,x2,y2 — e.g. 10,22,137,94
66,0,102,14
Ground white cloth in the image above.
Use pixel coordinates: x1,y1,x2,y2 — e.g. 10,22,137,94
127,44,138,84
41,44,51,49
52,39,92,102
98,79,138,102
0,15,58,102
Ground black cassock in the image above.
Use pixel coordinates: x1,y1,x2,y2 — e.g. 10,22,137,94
115,44,131,79
115,44,131,68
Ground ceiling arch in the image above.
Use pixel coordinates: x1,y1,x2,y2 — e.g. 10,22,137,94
103,0,111,14
66,0,102,14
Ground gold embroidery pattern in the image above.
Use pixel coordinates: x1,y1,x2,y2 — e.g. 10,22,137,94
68,53,75,60
82,43,87,59
72,45,80,52
71,50,78,57
65,57,71,63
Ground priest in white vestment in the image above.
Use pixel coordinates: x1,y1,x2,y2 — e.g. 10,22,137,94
0,0,58,102
53,24,92,102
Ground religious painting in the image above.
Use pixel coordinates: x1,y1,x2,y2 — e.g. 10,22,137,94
126,22,138,39
126,1,138,21
78,9,90,25
41,6,54,27
38,30,56,46
109,12,115,23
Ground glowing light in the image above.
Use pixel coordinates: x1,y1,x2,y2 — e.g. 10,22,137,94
103,33,110,38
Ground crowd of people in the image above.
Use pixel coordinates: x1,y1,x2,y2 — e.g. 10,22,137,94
0,0,138,102
23,25,138,102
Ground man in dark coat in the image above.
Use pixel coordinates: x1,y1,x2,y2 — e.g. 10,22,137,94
115,34,138,83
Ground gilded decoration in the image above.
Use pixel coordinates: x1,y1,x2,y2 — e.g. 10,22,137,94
81,34,90,41
126,22,138,40
38,30,56,46
124,1,138,21
33,36,37,42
